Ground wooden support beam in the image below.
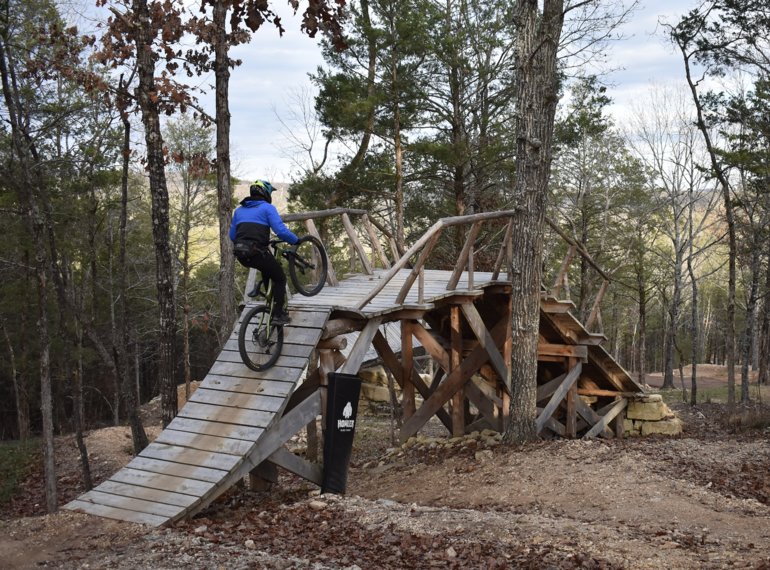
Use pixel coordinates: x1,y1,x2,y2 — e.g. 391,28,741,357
535,361,582,434
401,320,416,420
540,298,576,314
372,330,452,432
538,343,587,361
565,358,578,438
461,303,510,392
340,317,382,375
185,390,322,520
268,447,322,486
574,398,613,439
465,380,499,428
583,398,627,439
536,372,567,403
317,336,348,350
411,323,450,371
450,306,464,437
321,318,364,340
399,316,509,442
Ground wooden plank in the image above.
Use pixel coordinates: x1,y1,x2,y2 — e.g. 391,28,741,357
153,429,255,456
206,362,303,383
538,343,587,361
127,456,228,484
395,232,441,304
465,381,498,427
535,361,582,434
93,480,199,508
65,500,169,527
340,317,383,374
110,468,215,497
165,416,264,442
217,349,308,370
461,303,510,391
470,375,503,407
78,490,186,519
583,398,627,439
269,446,323,485
185,390,322,520
189,387,287,412
139,442,242,471
566,358,578,438
199,374,296,397
304,218,338,286
222,339,315,360
541,299,575,314
177,402,274,428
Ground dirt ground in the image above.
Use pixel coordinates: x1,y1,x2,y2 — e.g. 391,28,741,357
1,369,769,569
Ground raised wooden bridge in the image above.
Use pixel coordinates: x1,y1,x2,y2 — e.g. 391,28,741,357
64,208,644,526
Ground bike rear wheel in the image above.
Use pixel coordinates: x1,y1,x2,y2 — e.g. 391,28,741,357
288,235,328,296
238,306,284,371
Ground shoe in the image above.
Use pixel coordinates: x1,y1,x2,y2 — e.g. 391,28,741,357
247,283,261,298
272,312,291,325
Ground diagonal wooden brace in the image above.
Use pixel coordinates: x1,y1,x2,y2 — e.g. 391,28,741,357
535,361,582,434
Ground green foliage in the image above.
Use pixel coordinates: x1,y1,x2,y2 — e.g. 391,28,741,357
0,439,39,505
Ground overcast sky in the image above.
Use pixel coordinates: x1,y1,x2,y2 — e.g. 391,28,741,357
211,0,698,184
68,0,698,184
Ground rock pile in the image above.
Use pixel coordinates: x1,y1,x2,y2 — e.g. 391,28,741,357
624,394,683,436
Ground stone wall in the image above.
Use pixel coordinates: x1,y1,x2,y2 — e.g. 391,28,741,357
624,394,683,436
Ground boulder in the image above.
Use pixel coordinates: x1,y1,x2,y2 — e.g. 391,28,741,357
641,417,683,436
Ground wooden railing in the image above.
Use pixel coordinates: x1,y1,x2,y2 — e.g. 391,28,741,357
544,218,610,332
356,210,519,310
272,207,611,332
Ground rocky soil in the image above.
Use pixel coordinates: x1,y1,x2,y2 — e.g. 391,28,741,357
1,389,769,569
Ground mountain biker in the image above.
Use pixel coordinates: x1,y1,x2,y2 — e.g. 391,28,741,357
229,180,298,325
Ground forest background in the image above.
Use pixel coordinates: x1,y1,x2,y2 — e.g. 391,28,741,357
2,0,770,512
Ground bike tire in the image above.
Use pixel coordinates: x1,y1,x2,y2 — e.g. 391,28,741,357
289,235,328,297
238,305,284,371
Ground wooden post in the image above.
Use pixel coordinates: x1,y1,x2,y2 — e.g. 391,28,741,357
586,279,609,331
318,349,336,450
501,293,512,430
249,461,277,491
306,349,320,462
342,213,373,275
551,244,577,298
450,305,464,437
304,218,338,286
565,357,578,438
362,214,391,269
401,320,416,420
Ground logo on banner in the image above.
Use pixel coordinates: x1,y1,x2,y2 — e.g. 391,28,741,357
337,401,355,431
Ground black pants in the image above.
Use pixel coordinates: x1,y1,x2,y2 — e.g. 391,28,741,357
239,250,287,314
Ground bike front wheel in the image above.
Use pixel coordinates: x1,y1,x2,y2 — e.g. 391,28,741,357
238,306,284,371
289,235,328,296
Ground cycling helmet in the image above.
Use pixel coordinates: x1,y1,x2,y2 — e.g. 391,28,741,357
249,179,274,203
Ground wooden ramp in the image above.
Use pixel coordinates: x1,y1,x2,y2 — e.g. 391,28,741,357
63,304,331,527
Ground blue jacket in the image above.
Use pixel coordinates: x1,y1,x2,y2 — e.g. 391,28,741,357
229,199,299,248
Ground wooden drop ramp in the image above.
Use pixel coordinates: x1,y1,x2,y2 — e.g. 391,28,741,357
63,303,332,527
64,208,644,527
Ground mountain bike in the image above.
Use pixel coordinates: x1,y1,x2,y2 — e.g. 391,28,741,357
238,235,328,371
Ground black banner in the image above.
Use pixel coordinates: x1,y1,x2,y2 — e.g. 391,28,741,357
322,372,362,494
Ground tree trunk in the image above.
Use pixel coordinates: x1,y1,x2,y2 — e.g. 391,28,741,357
759,258,770,385
0,32,58,513
504,0,564,443
687,195,699,405
1,318,29,440
74,332,93,491
214,0,237,346
662,247,683,389
740,246,761,403
135,0,178,426
677,39,737,410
